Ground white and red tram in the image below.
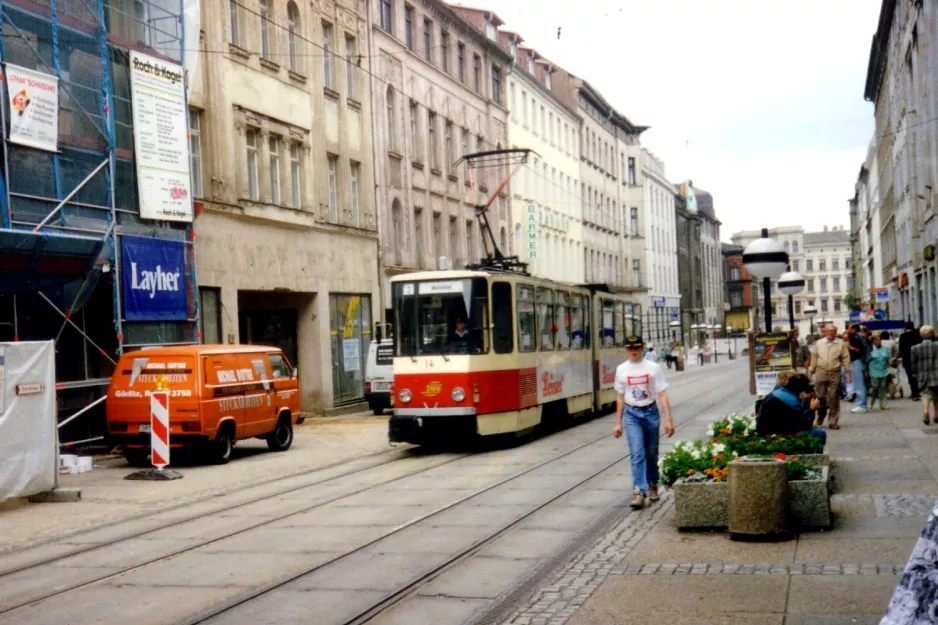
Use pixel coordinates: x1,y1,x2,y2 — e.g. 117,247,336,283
388,269,643,445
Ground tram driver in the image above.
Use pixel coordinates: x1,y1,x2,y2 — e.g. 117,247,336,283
448,315,471,353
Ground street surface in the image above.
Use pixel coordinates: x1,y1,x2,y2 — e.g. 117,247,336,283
0,360,760,625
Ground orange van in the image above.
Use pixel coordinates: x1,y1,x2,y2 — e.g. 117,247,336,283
106,344,301,466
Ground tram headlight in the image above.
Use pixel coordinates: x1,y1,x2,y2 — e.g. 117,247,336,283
398,389,412,404
451,387,466,402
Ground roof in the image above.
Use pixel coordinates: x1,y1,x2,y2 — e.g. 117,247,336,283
864,0,897,102
804,230,850,246
722,242,744,255
131,345,279,356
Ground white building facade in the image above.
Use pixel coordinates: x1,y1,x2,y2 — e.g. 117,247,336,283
503,39,583,282
641,149,680,344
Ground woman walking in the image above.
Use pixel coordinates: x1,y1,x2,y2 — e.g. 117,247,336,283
868,334,892,410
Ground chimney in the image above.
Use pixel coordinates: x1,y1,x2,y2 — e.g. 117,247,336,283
823,225,829,232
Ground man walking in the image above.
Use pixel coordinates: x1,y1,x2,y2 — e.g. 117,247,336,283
613,335,675,509
644,345,659,363
899,320,922,400
912,326,938,425
809,323,851,430
847,324,869,413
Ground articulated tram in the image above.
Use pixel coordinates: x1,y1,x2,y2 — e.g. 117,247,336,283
388,269,643,445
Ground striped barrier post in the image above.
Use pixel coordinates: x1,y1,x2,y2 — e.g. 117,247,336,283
150,375,170,469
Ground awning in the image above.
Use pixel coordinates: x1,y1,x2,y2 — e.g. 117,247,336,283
0,228,107,295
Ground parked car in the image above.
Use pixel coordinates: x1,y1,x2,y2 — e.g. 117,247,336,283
365,338,394,415
106,344,300,466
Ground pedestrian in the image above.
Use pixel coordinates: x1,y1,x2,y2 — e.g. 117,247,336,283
912,325,938,425
867,334,892,410
644,345,659,363
847,324,869,413
899,320,923,400
808,323,851,430
612,335,675,509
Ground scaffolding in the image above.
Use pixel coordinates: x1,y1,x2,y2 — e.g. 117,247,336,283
0,0,199,444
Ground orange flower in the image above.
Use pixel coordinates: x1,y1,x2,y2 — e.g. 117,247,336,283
687,469,695,475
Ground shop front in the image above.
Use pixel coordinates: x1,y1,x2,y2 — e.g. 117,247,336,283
329,294,373,404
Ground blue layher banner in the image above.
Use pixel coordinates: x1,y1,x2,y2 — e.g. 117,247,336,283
120,235,187,322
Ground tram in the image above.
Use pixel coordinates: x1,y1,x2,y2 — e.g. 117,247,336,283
387,268,642,445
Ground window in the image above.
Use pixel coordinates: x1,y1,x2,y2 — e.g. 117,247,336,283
548,112,554,144
380,0,392,33
517,284,536,353
444,121,453,172
392,201,403,264
537,288,555,351
199,287,223,344
834,298,842,312
461,128,469,156
832,258,839,271
510,83,516,118
627,157,636,185
449,216,457,262
632,259,641,286
729,267,741,280
287,3,300,72
833,276,840,292
600,299,614,347
473,54,481,93
188,109,202,198
259,0,272,58
570,294,588,350
289,142,301,208
492,282,513,354
807,278,815,292
614,302,626,347
491,66,502,104
440,30,450,72
545,72,551,89
230,0,241,45
845,256,852,269
432,212,442,258
345,35,356,97
792,240,799,253
322,22,334,89
349,161,360,226
268,135,281,204
422,18,433,63
457,42,465,82
806,259,813,271
428,111,438,170
555,291,570,350
731,291,743,308
246,128,259,200
793,259,800,272
386,87,396,151
327,154,338,222
485,21,496,40
413,208,423,267
821,298,829,313
403,5,414,49
409,100,419,157
268,353,290,379
795,300,802,314
819,259,826,271
630,206,638,234
820,278,828,292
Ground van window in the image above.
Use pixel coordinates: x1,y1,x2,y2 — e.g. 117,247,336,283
268,353,290,379
517,284,536,353
492,281,513,354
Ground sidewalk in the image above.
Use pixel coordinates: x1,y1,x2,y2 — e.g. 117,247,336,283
521,395,937,625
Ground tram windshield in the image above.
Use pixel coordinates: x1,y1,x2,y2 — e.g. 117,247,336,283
392,278,488,356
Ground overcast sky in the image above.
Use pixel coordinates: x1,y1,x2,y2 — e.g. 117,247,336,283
467,0,882,241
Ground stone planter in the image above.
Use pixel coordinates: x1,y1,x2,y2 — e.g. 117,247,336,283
790,466,832,529
795,453,829,468
673,480,728,530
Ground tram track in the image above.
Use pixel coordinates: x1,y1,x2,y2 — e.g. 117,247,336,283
0,362,741,622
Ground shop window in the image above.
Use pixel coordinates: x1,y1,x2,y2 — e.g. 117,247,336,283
329,294,372,404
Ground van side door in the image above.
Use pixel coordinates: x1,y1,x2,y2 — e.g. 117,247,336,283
267,352,298,419
203,354,247,440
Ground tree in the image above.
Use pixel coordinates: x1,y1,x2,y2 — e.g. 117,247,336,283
844,292,859,311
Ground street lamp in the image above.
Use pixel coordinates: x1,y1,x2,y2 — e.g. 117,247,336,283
742,228,788,333
727,325,736,357
804,305,818,335
777,266,806,331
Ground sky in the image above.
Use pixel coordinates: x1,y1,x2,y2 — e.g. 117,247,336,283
461,0,882,241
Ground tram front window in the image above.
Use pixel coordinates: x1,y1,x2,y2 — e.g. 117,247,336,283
393,278,488,356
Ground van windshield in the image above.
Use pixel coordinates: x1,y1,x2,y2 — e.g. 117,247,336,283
392,278,488,356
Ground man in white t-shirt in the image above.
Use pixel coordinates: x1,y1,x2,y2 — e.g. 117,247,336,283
613,334,675,509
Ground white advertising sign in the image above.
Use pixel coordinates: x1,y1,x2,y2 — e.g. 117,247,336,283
536,361,592,403
755,371,777,397
343,338,361,372
5,64,59,152
129,51,193,222
417,280,464,295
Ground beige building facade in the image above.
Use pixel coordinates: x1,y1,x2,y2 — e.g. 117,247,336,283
370,0,512,312
188,0,380,411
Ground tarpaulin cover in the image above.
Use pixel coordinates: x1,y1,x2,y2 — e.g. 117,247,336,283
0,341,56,501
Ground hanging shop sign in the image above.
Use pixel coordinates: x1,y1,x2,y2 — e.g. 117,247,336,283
121,235,188,321
4,64,59,152
129,51,193,223
527,204,538,260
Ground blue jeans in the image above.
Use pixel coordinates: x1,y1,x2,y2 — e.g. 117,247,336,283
851,359,867,408
624,403,660,495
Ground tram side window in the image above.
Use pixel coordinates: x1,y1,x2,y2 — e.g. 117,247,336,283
601,299,615,348
473,290,490,354
571,294,587,350
537,287,555,351
492,282,513,354
555,291,570,350
517,284,536,353
614,302,626,347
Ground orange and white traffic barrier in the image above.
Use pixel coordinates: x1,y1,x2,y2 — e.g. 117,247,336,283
150,376,170,469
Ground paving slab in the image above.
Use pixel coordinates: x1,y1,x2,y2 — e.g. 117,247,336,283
135,512,271,541
478,528,578,559
427,504,531,528
0,541,96,576
49,537,205,569
0,563,124,612
517,505,608,531
417,555,538,599
798,516,929,540
833,479,938,494
371,524,493,554
195,525,390,554
366,595,488,625
563,487,629,508
290,551,452,591
783,616,883,625
268,504,431,528
793,538,917,565
470,487,559,507
331,487,477,507
786,575,902,615
199,588,388,625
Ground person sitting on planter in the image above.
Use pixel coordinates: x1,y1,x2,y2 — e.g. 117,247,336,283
756,371,827,445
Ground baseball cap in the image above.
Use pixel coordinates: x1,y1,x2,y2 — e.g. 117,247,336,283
625,335,645,348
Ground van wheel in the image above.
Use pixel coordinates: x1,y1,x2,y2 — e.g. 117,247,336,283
124,449,150,468
267,417,294,452
209,427,234,464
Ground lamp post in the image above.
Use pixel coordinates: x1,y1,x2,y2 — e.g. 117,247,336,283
727,325,735,357
804,305,818,335
742,228,789,333
778,266,806,331
713,324,721,362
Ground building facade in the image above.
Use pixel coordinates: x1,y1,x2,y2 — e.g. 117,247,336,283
641,149,680,344
501,37,583,282
675,183,722,345
370,1,511,312
189,0,380,411
722,243,754,335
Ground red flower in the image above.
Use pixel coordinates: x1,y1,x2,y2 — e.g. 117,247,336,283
775,453,787,460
